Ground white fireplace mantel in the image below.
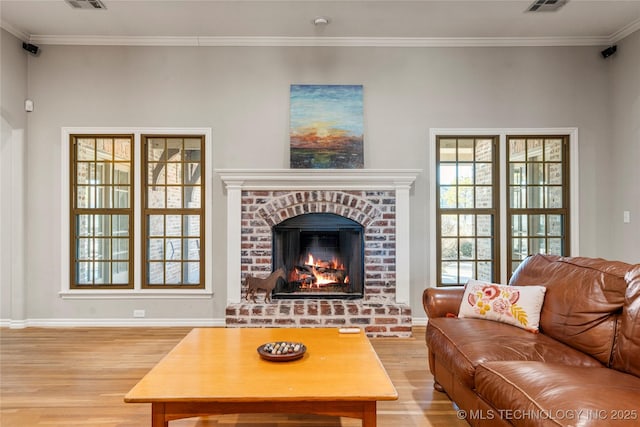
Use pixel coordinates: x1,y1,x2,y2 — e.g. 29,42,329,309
217,169,421,305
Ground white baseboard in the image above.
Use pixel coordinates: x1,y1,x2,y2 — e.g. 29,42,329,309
0,318,226,328
412,316,428,326
2,317,427,329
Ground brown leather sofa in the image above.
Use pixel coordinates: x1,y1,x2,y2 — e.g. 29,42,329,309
423,254,640,427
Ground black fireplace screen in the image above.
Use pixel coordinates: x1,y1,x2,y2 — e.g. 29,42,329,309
272,213,364,299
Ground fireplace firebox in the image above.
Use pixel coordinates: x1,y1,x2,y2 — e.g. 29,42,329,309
272,213,364,299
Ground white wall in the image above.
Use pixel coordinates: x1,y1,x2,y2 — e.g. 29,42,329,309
0,29,29,324
610,30,640,263
8,36,638,324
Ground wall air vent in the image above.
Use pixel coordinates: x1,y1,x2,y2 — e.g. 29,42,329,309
527,0,568,12
65,0,106,10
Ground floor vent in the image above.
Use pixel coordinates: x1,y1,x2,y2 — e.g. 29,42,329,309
65,0,107,10
527,0,568,12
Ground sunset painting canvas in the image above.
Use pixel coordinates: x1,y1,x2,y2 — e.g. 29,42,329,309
290,84,364,169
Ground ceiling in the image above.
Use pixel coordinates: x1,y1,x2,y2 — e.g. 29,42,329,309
1,0,640,47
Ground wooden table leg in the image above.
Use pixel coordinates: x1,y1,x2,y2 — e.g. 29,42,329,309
152,403,168,427
362,401,377,427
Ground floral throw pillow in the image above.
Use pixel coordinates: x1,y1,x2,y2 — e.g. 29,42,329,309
458,279,547,333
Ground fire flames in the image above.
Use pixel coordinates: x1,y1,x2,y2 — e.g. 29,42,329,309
290,252,349,288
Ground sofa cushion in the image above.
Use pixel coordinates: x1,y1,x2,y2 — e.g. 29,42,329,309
476,361,640,427
459,279,546,332
612,265,640,376
509,254,634,365
426,317,602,389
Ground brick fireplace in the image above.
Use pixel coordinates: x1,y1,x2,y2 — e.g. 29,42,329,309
218,169,420,337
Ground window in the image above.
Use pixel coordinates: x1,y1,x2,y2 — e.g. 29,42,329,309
507,136,570,276
431,130,575,287
65,129,211,294
70,135,134,289
436,136,499,286
142,136,204,288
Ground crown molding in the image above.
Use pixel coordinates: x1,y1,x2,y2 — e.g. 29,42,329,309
0,20,29,41
609,18,640,44
26,34,616,48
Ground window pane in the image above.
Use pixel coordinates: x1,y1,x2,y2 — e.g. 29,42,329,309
509,139,526,161
184,187,201,208
441,215,458,236
528,186,543,208
527,139,543,161
530,238,546,254
114,163,130,185
510,186,526,208
458,140,474,161
112,263,129,284
546,163,562,185
459,238,475,260
183,215,200,236
184,262,200,284
545,139,562,161
76,186,90,208
112,238,129,260
166,238,181,260
475,139,493,162
477,262,492,282
547,187,563,208
185,239,200,261
148,186,166,208
512,238,528,260
77,139,95,160
148,215,164,236
441,238,458,260
167,163,182,185
459,262,474,283
547,215,563,236
166,186,183,208
512,214,527,235
77,262,92,284
476,187,492,208
548,238,563,254
458,187,474,208
476,163,492,185
148,238,164,261
509,163,526,185
166,215,182,236
439,139,457,161
439,165,457,185
477,238,492,260
440,186,456,208
528,163,544,185
459,215,475,236
166,262,182,284
441,262,458,284
148,139,165,161
477,215,492,236
148,262,164,284
529,214,545,236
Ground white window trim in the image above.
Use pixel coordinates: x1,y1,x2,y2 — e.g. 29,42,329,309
59,127,213,298
428,128,579,287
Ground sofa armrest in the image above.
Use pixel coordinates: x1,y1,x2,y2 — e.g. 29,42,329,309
422,287,464,318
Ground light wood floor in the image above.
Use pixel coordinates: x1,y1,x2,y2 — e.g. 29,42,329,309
0,326,468,427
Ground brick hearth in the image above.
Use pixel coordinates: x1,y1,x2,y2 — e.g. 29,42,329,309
218,169,420,338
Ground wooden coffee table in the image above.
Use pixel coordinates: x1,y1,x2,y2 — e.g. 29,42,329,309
125,327,398,427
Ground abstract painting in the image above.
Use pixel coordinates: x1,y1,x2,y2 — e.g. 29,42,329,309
290,84,364,169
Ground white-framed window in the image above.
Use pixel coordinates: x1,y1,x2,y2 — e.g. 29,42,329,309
60,128,213,297
429,128,579,287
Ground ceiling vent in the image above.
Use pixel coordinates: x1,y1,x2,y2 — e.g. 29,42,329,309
65,0,106,10
527,0,568,12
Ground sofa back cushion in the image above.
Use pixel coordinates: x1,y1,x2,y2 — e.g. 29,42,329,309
509,254,633,365
611,265,640,377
